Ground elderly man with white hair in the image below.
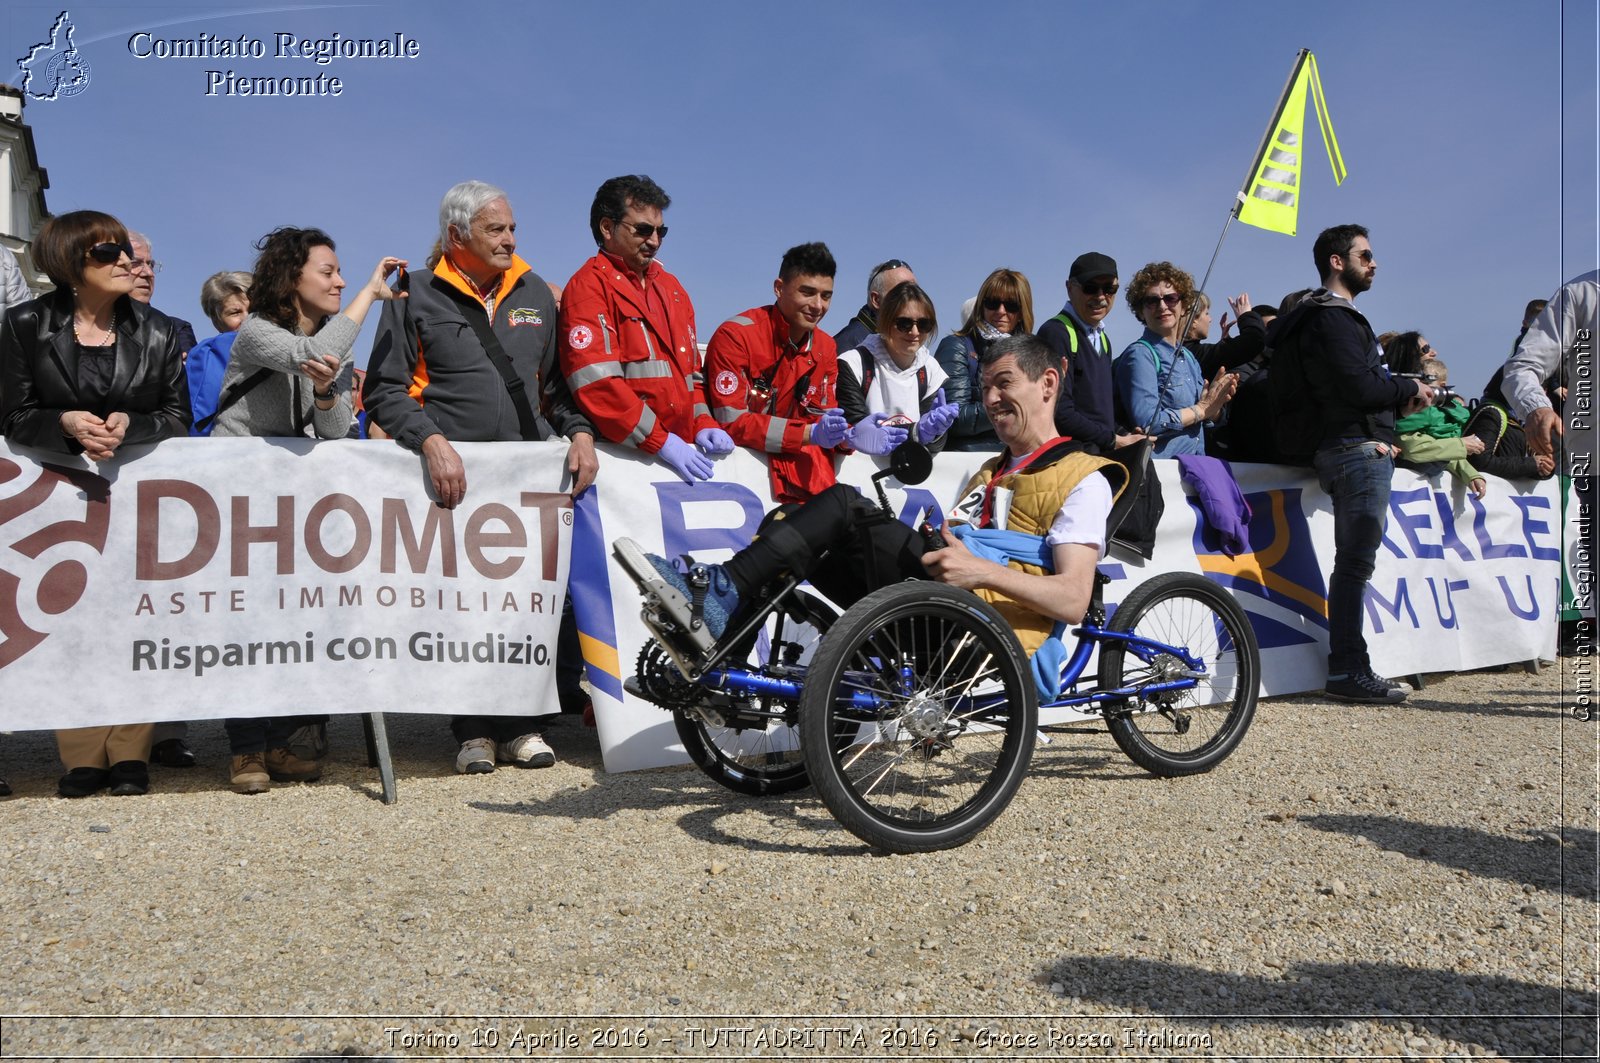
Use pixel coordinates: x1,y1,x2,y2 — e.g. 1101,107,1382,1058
364,180,599,774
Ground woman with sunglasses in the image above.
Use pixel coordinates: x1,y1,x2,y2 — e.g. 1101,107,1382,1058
836,281,959,454
211,226,404,439
1112,261,1236,458
933,269,1034,451
0,209,190,797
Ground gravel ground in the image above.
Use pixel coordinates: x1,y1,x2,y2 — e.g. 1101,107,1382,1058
1,661,1595,1061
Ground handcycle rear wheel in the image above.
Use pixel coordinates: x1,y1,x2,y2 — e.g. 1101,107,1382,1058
673,589,838,796
799,581,1037,853
1096,572,1259,776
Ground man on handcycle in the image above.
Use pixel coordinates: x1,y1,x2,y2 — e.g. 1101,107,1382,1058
622,333,1127,662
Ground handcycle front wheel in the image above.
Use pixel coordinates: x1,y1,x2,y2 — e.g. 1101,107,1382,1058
1096,571,1260,777
672,588,838,797
798,581,1037,853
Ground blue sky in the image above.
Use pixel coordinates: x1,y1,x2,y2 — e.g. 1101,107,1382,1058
4,0,1596,398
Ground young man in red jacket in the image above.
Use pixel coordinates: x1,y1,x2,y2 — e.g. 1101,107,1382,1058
560,175,731,483
703,241,860,503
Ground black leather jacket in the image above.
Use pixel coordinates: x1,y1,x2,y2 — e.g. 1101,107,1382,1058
1,289,191,452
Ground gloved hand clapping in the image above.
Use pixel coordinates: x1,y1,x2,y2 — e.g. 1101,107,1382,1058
846,412,910,455
915,389,959,443
695,427,734,455
808,408,850,448
659,432,715,483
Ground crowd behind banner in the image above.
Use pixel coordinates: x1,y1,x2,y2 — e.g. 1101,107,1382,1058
0,175,1588,799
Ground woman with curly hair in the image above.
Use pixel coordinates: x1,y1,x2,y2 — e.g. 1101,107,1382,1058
932,268,1034,450
1112,261,1235,457
209,227,402,793
211,226,404,438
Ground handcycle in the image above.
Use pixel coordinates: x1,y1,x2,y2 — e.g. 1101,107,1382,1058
613,442,1260,853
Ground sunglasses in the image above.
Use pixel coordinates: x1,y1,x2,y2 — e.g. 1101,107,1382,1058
1418,343,1433,356
86,241,134,265
617,221,668,240
1343,248,1375,263
1076,280,1119,297
868,258,911,286
1140,292,1183,311
982,297,1021,314
892,316,934,335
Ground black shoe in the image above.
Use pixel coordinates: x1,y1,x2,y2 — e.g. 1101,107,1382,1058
107,760,150,796
150,738,197,768
0,776,11,797
58,766,110,798
1325,669,1407,704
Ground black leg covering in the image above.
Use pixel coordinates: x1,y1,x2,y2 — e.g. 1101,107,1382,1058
722,484,924,609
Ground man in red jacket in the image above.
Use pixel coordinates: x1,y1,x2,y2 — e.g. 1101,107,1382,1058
560,175,731,483
703,241,855,503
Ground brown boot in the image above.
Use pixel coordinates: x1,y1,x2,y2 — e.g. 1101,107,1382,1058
229,752,270,794
264,747,322,783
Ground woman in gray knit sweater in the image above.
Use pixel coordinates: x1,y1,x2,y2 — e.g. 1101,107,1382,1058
212,226,404,438
210,226,403,792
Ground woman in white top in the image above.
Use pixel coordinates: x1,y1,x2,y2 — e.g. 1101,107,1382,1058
835,281,958,454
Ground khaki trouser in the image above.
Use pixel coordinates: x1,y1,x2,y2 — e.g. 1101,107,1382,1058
56,724,154,769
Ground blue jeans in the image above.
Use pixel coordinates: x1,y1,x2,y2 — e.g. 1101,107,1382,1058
1314,441,1394,676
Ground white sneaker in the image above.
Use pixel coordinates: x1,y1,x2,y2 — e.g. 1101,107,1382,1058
497,732,556,769
455,737,496,774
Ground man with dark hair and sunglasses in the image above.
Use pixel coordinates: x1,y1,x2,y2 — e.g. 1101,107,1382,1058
560,174,731,485
1269,222,1434,705
704,241,863,503
831,257,916,354
1040,252,1146,455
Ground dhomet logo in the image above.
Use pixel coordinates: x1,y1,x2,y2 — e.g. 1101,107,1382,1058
16,11,92,102
0,460,111,667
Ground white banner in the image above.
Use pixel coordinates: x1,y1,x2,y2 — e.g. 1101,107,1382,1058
0,438,572,731
573,449,1562,772
0,439,1562,770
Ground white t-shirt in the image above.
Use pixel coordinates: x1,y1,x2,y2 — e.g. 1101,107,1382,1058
1045,471,1114,557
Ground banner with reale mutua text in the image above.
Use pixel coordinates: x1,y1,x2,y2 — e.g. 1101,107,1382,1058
0,437,572,730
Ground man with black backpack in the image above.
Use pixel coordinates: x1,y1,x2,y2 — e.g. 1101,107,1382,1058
1268,224,1436,704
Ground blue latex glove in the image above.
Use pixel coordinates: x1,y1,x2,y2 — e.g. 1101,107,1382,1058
915,389,960,443
846,412,910,455
658,432,715,483
808,408,850,448
695,427,734,455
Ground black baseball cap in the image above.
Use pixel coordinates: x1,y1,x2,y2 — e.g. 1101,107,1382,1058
1069,252,1118,283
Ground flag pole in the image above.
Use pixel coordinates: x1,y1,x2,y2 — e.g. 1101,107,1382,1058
1179,49,1311,349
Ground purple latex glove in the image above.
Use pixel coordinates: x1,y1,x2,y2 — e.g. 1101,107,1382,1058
658,432,715,482
915,389,959,443
808,408,850,448
695,427,734,455
846,412,910,455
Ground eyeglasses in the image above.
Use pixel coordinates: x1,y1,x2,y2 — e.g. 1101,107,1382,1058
868,259,911,286
982,297,1021,314
1075,280,1119,297
85,241,134,265
129,258,162,273
1139,292,1183,311
617,221,668,240
892,316,934,335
